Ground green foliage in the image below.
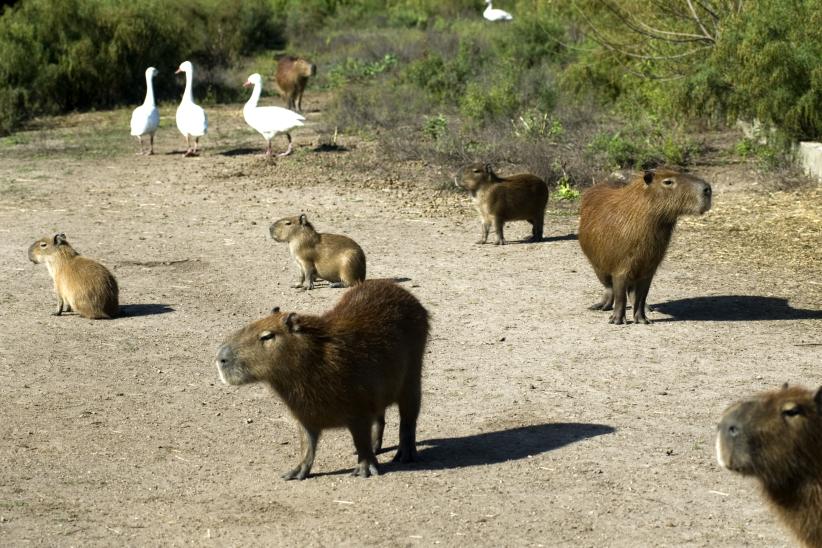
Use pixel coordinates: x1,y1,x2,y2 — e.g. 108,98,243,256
423,114,448,141
327,54,398,88
588,124,697,170
512,110,564,141
554,176,580,201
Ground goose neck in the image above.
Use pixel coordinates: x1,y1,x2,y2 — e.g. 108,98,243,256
144,73,156,107
245,81,261,111
182,70,194,103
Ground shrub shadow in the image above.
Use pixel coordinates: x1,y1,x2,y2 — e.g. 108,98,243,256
119,304,175,317
653,295,822,322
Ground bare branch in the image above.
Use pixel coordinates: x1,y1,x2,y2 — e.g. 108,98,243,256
686,0,717,41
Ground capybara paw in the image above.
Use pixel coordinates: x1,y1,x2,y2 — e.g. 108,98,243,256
634,316,652,325
352,462,379,478
392,447,417,463
588,302,604,310
281,466,309,480
475,240,486,245
291,283,303,289
608,315,626,325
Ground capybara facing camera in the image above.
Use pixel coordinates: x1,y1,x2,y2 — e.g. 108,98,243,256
455,163,549,245
717,384,822,547
216,279,430,480
28,233,119,319
270,214,366,290
578,169,712,324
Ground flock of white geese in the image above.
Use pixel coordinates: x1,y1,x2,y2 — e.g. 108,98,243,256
129,2,512,157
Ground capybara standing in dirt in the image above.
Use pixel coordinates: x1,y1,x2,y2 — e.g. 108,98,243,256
455,163,549,245
270,214,366,290
28,233,119,319
275,55,316,113
216,279,430,480
578,168,711,324
717,384,822,547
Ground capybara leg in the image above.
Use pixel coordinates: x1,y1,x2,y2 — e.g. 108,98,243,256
282,425,320,480
299,261,316,290
493,217,506,245
477,222,490,244
349,419,380,478
371,414,386,454
296,91,303,113
52,296,65,316
608,277,628,325
589,271,614,310
529,218,544,242
632,278,653,325
393,382,421,463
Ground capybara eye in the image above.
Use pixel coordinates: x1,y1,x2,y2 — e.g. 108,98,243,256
284,221,292,226
782,405,803,417
39,242,47,248
259,331,275,341
662,179,674,186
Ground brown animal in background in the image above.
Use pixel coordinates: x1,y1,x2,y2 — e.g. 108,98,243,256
270,214,366,290
578,169,712,324
717,384,822,547
216,279,430,480
455,163,549,245
275,55,316,113
28,233,119,319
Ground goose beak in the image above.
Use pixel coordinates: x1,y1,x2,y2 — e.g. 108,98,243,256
242,81,252,88
175,68,182,74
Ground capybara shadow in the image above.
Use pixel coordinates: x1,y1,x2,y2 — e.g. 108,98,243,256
119,304,175,317
503,233,578,245
652,295,822,322
219,147,265,157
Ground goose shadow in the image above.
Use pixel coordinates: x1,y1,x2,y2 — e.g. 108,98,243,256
652,295,822,322
311,422,615,478
119,304,175,317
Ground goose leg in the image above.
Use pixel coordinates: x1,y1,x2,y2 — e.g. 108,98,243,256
148,133,155,156
136,136,144,155
192,137,199,156
277,133,293,157
265,139,273,157
183,135,192,157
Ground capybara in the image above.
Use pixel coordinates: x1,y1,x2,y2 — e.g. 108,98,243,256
28,233,119,319
216,279,430,480
717,384,822,547
578,168,711,324
455,163,549,245
275,55,316,113
269,214,366,290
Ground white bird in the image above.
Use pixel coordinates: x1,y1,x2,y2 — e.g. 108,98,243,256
175,61,208,157
484,0,513,21
242,73,305,157
130,67,160,155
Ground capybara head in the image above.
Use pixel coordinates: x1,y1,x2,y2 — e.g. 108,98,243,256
717,384,822,485
269,214,314,243
455,163,497,192
295,58,317,78
640,169,712,219
216,307,310,386
28,233,71,264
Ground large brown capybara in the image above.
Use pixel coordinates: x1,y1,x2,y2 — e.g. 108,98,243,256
215,280,429,480
578,168,712,324
717,384,822,547
455,163,549,245
275,55,316,113
28,233,119,319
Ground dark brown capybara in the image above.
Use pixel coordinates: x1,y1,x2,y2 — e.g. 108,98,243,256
269,214,366,290
28,233,119,319
275,55,316,113
455,163,549,245
215,279,429,480
578,168,711,324
717,384,822,547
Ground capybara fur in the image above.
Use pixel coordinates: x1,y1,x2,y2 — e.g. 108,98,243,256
455,163,549,245
578,168,711,324
216,279,430,480
275,55,316,113
28,233,119,319
717,384,822,547
270,214,365,290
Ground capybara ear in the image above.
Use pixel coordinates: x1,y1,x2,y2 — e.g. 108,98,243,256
815,387,822,414
299,214,308,226
643,170,654,185
783,382,790,390
284,312,301,333
484,163,493,174
54,233,66,245
271,306,280,314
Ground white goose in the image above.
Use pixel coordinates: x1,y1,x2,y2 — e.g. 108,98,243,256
484,0,513,21
175,61,208,157
243,73,305,157
130,67,160,155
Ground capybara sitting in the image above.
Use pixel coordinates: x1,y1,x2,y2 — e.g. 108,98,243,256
216,279,430,480
717,384,822,547
578,168,711,324
455,163,549,245
270,214,366,290
275,55,316,113
28,233,119,319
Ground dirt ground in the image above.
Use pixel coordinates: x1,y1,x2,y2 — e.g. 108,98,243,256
0,98,820,547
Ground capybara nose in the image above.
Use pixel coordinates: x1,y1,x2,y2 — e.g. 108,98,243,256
217,344,233,367
703,184,712,197
725,423,739,437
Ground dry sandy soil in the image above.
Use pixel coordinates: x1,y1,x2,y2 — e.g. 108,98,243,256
0,98,820,547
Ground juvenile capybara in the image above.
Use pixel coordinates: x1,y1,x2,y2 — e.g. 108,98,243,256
275,55,316,113
455,163,549,245
28,233,119,319
578,168,711,324
717,384,822,547
216,279,430,480
270,214,365,290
